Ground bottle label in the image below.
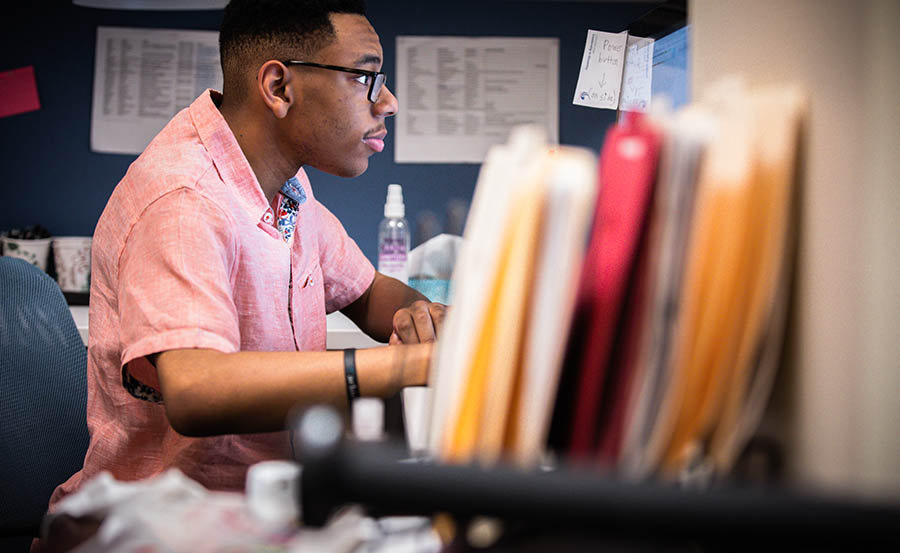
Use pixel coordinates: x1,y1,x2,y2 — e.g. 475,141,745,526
378,237,408,283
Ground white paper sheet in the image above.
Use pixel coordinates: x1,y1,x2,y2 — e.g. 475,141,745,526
572,30,628,110
572,30,654,112
91,27,222,155
620,35,655,112
513,146,597,467
395,37,559,164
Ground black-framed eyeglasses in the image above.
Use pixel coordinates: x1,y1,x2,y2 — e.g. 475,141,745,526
283,60,386,103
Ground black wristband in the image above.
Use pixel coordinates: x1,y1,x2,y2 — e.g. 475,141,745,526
344,348,360,402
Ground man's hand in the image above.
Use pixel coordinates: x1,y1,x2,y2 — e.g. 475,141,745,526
341,272,448,344
389,300,447,344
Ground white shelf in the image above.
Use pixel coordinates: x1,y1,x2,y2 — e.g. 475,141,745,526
70,305,89,345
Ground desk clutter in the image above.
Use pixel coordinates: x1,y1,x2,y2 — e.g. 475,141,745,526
1,225,92,298
426,80,806,484
44,464,441,553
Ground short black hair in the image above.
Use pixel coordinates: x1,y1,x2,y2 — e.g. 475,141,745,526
219,0,367,100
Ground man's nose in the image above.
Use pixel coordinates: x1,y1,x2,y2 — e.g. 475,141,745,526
374,85,398,117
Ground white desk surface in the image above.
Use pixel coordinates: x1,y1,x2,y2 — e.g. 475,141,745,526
68,306,382,350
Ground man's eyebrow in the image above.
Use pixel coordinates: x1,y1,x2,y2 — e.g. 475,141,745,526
354,54,382,67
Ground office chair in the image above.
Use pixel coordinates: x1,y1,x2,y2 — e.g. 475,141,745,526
0,257,89,550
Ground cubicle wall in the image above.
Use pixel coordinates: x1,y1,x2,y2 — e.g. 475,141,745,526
691,0,900,493
0,0,652,263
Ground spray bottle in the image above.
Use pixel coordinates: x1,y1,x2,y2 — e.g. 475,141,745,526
377,184,410,283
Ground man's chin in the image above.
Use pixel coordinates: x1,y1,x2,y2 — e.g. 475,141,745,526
334,160,369,178
309,159,369,178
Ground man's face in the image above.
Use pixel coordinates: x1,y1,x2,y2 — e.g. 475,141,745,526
286,13,398,177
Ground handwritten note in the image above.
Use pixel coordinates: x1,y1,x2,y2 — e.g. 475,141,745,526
572,30,654,112
620,35,655,112
573,30,628,110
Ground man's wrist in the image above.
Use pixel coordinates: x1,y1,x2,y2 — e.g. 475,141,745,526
399,343,432,388
355,344,432,399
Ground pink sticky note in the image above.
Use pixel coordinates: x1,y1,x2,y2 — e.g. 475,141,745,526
0,66,41,118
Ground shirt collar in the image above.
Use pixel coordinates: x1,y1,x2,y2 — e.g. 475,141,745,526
280,176,307,204
190,90,308,222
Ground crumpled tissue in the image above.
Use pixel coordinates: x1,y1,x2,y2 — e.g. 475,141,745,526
42,468,377,553
407,233,463,304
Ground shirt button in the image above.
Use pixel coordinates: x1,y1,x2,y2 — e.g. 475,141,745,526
263,212,273,224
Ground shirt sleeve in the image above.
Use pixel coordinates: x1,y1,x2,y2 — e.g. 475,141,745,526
117,187,241,395
315,200,375,314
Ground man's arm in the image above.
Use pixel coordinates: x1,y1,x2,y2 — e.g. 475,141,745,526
341,271,447,344
154,273,445,438
154,344,431,437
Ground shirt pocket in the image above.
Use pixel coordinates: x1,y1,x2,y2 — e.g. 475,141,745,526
290,261,326,351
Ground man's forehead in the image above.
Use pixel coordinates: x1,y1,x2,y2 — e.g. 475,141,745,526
327,13,383,65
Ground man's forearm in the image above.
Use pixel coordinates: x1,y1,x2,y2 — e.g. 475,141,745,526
155,344,431,437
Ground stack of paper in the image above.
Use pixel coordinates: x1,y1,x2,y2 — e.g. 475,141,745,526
426,127,598,467
580,82,805,481
618,106,713,477
420,80,804,482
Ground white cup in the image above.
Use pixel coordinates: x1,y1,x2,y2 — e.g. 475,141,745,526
246,460,302,528
52,236,92,292
2,236,52,271
402,386,433,457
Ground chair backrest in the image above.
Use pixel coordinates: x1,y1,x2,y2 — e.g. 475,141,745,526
0,256,89,538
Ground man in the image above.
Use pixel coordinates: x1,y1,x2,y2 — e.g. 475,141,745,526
44,0,444,516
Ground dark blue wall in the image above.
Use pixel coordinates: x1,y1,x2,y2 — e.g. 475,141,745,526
1,1,650,263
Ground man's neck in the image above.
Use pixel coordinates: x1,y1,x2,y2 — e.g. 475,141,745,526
219,99,299,205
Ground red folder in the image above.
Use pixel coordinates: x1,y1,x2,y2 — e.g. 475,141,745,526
565,112,662,459
595,218,654,464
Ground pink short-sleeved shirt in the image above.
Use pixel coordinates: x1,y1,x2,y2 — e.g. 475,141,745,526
47,90,375,508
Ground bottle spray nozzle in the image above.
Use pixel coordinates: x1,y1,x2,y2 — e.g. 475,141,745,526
384,183,405,218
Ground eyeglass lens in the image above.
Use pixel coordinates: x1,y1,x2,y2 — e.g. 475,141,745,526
370,73,386,103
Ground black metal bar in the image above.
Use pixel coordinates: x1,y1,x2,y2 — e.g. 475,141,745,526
294,407,900,551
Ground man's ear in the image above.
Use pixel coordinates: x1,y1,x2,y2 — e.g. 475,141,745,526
256,60,296,119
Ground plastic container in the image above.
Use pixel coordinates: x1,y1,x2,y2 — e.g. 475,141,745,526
246,460,302,530
377,184,410,284
352,397,386,442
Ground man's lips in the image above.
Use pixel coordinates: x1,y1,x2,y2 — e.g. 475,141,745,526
363,130,387,153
